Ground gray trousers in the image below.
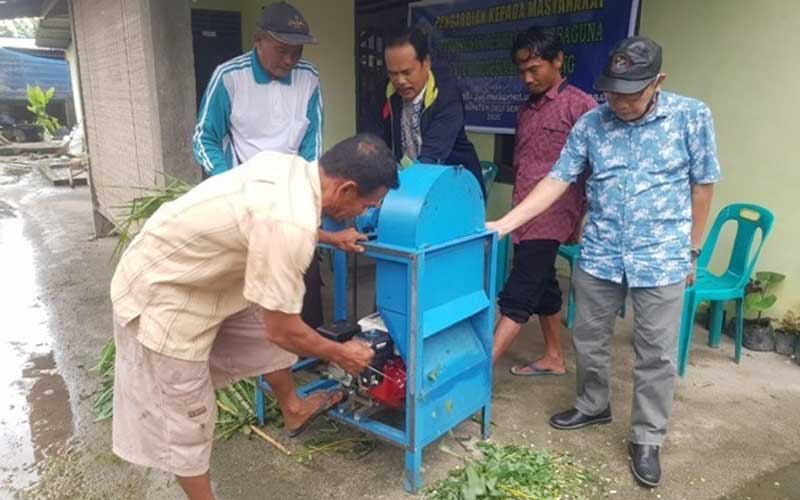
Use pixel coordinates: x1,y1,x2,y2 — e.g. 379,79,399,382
572,266,684,446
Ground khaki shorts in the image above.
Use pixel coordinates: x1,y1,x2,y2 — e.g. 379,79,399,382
111,304,297,477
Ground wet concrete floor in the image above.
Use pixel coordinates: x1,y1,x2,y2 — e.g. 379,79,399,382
0,165,74,494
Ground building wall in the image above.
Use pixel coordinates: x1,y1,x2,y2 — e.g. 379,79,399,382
143,0,200,184
640,0,800,316
73,0,199,232
64,41,82,125
73,0,155,227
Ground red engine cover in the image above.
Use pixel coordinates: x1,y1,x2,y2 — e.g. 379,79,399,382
367,358,406,410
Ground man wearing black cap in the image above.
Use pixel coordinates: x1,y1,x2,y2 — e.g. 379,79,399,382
192,2,366,394
487,36,720,487
193,1,323,175
192,1,367,254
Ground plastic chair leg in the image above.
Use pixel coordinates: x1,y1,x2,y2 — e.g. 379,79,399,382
495,235,511,296
678,289,697,378
566,286,576,329
708,300,725,348
735,298,744,363
563,257,576,329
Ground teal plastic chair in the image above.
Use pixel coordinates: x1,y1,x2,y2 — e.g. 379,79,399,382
677,203,775,377
558,244,625,329
558,244,581,328
480,161,498,194
481,161,511,294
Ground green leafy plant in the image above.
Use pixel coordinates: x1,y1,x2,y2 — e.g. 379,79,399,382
26,85,61,135
92,336,284,434
94,176,193,420
294,421,376,465
90,338,116,421
0,18,40,38
110,174,193,259
743,272,785,321
425,442,597,500
215,377,284,440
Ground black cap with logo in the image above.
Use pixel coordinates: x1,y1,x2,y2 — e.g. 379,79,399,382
258,2,318,46
594,36,662,94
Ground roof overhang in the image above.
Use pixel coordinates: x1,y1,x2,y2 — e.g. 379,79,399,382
0,0,70,49
0,0,45,20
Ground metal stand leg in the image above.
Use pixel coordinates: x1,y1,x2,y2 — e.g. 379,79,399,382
404,448,423,494
481,403,492,439
256,375,265,426
333,249,347,321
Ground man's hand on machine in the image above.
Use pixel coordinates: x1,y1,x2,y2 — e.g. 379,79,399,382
485,220,511,238
262,311,373,376
334,339,375,376
320,228,368,253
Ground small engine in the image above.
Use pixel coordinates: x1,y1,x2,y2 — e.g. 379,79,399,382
317,320,406,410
354,329,406,410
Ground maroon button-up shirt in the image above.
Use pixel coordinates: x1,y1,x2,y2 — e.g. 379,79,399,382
512,79,597,244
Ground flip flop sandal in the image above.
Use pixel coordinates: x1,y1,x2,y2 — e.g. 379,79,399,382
510,363,566,377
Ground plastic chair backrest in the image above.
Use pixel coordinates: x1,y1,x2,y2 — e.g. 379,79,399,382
480,161,498,195
698,203,775,288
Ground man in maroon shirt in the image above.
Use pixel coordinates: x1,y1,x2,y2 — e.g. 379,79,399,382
492,27,596,375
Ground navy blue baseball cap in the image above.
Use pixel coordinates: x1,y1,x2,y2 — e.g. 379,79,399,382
258,2,318,45
594,37,662,94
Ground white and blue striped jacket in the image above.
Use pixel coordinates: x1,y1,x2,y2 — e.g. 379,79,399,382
193,49,322,176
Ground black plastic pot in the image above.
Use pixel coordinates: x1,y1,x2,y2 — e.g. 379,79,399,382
774,330,797,356
12,124,43,142
795,341,800,366
724,318,736,338
696,309,709,328
742,319,775,351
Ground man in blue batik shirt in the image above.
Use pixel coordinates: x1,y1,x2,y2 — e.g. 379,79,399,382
487,37,720,488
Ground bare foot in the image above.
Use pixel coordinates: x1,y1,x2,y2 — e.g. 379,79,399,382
532,356,565,373
283,390,343,433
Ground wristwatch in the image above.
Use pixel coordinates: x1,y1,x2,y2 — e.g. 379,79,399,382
690,247,702,261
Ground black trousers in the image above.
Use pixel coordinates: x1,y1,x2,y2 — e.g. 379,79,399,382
497,239,562,324
301,253,324,329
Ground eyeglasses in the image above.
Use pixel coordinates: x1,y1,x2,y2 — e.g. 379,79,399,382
604,76,662,103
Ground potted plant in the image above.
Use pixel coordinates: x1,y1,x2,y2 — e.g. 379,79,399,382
741,272,785,351
26,85,60,141
774,310,800,356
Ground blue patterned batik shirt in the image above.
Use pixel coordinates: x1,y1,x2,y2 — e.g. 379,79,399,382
549,91,722,288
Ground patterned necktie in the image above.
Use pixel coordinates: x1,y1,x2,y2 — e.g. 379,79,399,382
401,99,421,160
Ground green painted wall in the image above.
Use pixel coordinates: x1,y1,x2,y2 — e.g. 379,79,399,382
640,0,800,317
